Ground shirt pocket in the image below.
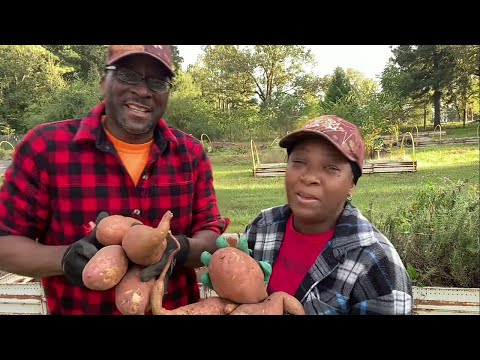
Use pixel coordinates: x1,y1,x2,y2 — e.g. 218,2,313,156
141,180,195,234
145,180,194,198
303,287,350,315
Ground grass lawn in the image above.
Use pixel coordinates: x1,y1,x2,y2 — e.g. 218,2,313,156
211,143,479,233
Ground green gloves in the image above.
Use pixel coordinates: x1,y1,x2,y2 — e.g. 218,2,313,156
200,235,272,290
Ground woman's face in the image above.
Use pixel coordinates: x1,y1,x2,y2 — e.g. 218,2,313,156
285,138,356,234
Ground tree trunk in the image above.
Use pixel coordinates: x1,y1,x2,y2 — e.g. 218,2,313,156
463,108,466,128
433,90,441,128
477,49,480,120
423,104,427,130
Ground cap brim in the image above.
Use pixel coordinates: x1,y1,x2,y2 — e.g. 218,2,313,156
279,130,328,149
108,51,175,77
279,130,357,163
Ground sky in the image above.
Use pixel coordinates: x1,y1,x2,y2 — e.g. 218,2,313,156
177,45,395,82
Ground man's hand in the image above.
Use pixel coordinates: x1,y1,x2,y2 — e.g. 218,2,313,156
199,235,272,290
61,211,109,287
140,233,190,283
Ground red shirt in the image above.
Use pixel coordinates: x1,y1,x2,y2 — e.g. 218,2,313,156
0,102,229,314
267,214,334,297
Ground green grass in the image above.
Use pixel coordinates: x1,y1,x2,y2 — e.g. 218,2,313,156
211,143,479,233
211,161,287,232
442,126,479,139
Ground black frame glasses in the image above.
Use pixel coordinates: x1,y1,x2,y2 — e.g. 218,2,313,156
105,65,173,94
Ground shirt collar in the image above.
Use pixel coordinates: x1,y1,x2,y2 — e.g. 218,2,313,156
73,102,178,152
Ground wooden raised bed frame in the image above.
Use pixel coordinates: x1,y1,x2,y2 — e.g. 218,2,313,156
251,133,418,178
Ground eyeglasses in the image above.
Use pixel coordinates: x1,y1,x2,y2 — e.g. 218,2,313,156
105,65,173,94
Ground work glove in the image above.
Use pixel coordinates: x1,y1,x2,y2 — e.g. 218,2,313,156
140,233,190,284
61,211,110,287
199,235,272,290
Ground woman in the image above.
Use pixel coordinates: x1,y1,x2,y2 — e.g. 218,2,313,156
244,115,412,315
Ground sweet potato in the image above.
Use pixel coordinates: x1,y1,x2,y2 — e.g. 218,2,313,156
225,291,305,315
115,264,155,315
149,233,239,315
96,215,142,246
122,211,173,266
82,245,129,291
208,247,268,304
157,297,238,315
150,232,180,314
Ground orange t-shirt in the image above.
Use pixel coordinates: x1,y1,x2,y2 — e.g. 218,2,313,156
102,116,153,186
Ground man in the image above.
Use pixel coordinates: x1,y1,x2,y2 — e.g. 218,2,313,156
242,115,412,315
0,45,229,315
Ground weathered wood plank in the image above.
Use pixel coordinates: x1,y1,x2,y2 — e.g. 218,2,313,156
253,161,418,177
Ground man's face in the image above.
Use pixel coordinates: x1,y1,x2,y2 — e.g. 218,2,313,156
285,138,355,233
102,54,172,143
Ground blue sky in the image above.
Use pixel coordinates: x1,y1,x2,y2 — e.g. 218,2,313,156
177,45,395,82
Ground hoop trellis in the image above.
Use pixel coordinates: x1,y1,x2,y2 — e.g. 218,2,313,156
0,141,14,151
400,131,416,162
433,124,442,142
200,134,212,153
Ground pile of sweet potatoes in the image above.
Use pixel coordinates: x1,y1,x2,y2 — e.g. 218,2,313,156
81,211,305,315
149,235,305,316
81,211,173,315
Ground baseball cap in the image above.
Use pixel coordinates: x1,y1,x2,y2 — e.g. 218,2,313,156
279,115,365,174
107,45,175,77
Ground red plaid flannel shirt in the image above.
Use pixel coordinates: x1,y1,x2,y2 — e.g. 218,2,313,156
0,103,229,315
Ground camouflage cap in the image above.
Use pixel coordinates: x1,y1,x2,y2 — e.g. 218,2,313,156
279,115,365,174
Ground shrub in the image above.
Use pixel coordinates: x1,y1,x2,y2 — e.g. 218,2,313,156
22,76,102,131
375,178,479,288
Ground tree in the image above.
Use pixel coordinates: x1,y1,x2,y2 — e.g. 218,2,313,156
346,69,379,104
22,76,102,130
381,61,432,129
0,45,66,131
322,67,354,105
171,45,183,75
265,92,306,135
197,45,316,110
391,45,456,127
42,45,107,81
193,46,255,112
250,45,316,109
445,45,480,126
319,68,391,155
165,71,221,138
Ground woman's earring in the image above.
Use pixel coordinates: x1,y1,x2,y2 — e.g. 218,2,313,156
347,195,352,201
